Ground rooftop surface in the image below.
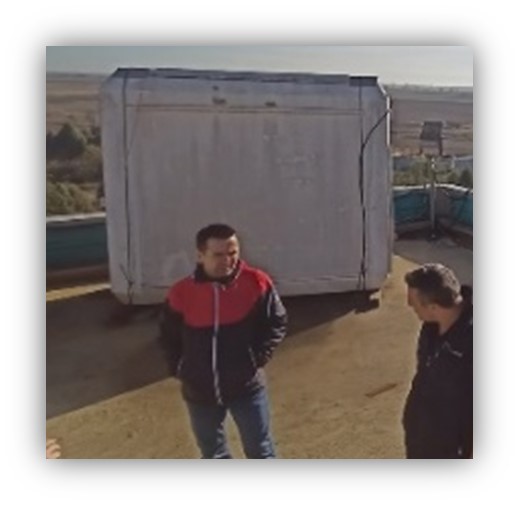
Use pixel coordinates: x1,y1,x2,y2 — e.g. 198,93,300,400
46,237,472,458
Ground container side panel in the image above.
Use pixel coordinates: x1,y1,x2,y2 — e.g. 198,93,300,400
127,108,364,301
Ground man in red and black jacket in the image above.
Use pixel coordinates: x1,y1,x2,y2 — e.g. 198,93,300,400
158,224,287,458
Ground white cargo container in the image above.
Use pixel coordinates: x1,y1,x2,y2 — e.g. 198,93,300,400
101,68,392,304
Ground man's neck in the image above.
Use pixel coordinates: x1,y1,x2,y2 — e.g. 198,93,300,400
437,304,464,336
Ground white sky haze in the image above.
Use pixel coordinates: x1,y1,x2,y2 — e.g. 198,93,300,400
46,46,473,87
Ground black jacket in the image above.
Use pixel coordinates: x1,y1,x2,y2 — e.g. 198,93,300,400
158,260,287,406
403,285,473,458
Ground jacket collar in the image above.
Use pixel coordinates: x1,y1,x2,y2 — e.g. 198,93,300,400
460,285,473,308
425,284,473,343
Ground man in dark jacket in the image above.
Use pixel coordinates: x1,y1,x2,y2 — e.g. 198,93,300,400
403,263,473,459
159,224,287,458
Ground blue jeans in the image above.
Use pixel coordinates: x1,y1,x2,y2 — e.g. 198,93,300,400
185,387,276,459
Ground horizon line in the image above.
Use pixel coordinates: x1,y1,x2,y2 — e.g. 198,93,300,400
45,70,473,89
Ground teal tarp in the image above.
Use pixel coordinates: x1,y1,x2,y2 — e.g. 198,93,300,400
449,191,473,228
46,220,107,270
393,189,430,225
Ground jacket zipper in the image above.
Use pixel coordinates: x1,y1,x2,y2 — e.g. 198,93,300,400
176,357,184,377
248,347,258,369
212,283,223,405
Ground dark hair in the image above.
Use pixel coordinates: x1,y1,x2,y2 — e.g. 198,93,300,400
404,263,462,308
196,223,237,251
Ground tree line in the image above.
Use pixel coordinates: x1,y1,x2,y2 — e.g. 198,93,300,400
46,122,104,215
392,158,473,189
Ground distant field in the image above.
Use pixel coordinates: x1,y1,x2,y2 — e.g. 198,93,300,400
46,73,473,156
46,73,105,133
386,85,472,155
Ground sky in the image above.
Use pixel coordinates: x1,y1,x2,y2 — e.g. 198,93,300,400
46,46,473,87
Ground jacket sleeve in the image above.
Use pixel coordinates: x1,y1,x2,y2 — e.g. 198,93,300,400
459,325,473,458
158,296,184,378
253,284,287,367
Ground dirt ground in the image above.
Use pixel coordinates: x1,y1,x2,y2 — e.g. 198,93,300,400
46,238,473,459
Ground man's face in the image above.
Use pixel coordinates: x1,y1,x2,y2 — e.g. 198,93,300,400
407,287,437,322
197,235,240,279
